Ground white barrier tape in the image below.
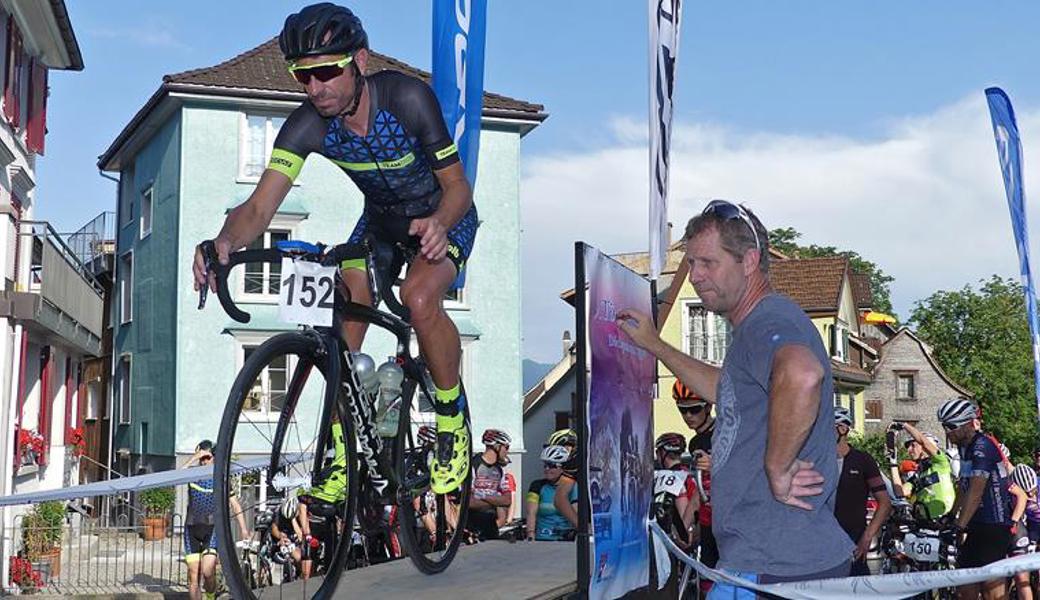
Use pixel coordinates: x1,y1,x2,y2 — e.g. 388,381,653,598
650,522,1040,600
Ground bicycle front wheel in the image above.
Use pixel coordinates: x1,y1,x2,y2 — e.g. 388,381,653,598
394,373,472,574
214,332,358,599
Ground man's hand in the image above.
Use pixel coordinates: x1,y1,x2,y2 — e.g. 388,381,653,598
693,450,712,472
193,238,232,293
853,534,872,561
767,459,824,510
615,309,661,353
409,217,448,262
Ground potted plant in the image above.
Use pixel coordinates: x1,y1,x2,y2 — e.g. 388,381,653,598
138,487,175,540
66,427,86,458
17,428,45,470
22,501,64,581
8,556,43,593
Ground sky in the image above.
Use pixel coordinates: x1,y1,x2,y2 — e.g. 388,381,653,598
35,1,1040,364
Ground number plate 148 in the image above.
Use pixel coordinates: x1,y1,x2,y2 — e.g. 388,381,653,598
278,258,336,327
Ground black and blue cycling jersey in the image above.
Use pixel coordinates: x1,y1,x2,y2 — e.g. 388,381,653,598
959,432,1011,526
267,69,477,277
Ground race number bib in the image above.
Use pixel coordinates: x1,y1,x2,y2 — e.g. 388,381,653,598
904,532,940,563
278,258,336,327
653,469,688,497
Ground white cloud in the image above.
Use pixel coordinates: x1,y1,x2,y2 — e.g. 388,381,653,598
521,94,1040,363
86,26,189,50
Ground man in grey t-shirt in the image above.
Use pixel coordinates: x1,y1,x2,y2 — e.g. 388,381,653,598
619,200,852,593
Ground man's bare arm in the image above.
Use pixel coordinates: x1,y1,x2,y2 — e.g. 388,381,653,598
616,309,720,402
193,169,292,291
765,345,826,509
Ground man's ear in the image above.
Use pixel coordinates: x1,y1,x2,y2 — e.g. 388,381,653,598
742,247,761,277
355,48,369,74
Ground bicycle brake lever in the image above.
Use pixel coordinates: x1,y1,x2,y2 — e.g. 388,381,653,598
198,240,217,310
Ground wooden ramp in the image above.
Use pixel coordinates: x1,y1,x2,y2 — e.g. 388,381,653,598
276,541,577,599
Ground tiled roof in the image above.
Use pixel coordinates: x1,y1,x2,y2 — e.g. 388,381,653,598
770,257,849,312
164,37,545,118
831,359,872,385
850,272,873,310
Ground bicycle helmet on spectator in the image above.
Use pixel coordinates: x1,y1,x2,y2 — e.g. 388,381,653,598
482,428,512,447
672,380,704,407
833,406,853,428
547,428,577,448
904,432,942,449
655,432,686,455
279,3,368,61
1013,464,1038,493
280,494,299,520
937,398,978,428
416,425,437,447
541,445,571,465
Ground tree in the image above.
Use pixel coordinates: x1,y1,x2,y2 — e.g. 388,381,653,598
768,227,896,317
909,276,1037,464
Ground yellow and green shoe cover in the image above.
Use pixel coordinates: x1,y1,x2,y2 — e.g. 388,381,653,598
430,384,470,494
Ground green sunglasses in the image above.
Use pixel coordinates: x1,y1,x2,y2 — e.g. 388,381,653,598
287,55,354,85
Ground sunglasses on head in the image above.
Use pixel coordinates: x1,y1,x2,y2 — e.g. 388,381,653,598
702,200,761,251
678,404,707,416
287,55,353,85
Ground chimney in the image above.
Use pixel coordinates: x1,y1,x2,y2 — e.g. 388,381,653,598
562,330,572,357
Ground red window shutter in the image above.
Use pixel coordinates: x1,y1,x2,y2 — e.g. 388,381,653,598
63,357,73,443
26,60,45,154
38,347,51,465
2,17,13,126
2,19,20,128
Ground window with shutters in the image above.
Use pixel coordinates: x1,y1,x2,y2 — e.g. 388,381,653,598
682,302,731,365
865,399,883,423
896,372,917,400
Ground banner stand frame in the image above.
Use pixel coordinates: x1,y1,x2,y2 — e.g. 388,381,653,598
574,241,592,597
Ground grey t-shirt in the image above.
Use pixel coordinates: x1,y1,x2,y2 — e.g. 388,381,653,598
711,294,854,576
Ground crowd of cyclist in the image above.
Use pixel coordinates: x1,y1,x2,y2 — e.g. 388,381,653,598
652,383,1040,599
204,421,582,591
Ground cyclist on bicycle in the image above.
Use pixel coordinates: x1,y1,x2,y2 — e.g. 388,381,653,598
939,398,1012,600
191,2,476,496
887,421,955,520
1009,464,1038,600
468,429,514,540
652,432,698,551
525,445,579,541
183,440,249,600
673,379,718,590
270,495,305,580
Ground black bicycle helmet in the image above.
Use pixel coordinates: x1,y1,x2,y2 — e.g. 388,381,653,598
279,3,368,61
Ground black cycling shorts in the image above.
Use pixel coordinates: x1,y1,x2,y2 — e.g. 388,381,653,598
961,522,1012,568
184,524,217,560
346,205,478,279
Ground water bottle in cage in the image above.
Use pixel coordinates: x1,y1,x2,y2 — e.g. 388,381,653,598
376,357,404,437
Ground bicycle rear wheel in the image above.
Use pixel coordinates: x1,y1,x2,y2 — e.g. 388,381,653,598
215,332,358,599
394,371,472,574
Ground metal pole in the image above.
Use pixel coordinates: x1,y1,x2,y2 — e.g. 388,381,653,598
574,242,590,597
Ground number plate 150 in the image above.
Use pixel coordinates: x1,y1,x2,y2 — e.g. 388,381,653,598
904,532,940,563
278,258,336,327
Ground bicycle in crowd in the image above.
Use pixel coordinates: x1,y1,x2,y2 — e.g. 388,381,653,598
199,237,474,599
878,500,959,599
